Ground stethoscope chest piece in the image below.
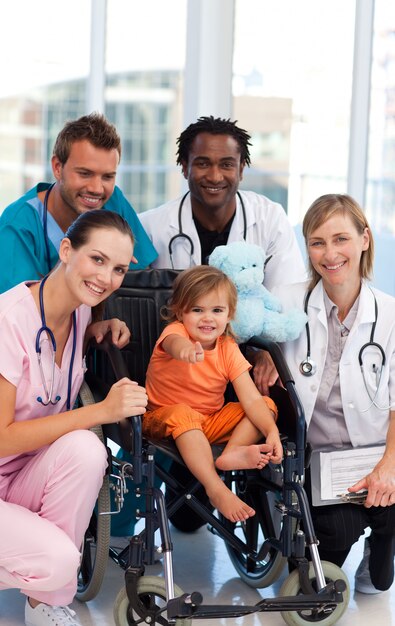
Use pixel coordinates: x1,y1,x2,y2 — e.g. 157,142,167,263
299,357,317,377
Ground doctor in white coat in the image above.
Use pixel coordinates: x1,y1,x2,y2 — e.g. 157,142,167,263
140,116,304,290
140,190,304,291
275,193,395,595
140,116,306,394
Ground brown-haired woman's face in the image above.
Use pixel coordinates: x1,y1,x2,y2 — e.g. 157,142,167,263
307,213,369,291
60,227,133,306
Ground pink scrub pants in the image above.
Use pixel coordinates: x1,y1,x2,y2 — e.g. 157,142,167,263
0,429,108,605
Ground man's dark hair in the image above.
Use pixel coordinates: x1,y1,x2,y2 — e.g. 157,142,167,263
176,116,252,167
53,112,121,165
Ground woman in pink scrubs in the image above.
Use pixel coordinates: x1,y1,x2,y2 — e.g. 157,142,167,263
0,209,148,626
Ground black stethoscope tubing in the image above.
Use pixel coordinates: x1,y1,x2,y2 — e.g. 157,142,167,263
300,286,385,378
168,190,247,268
43,183,56,273
35,274,77,410
357,294,386,368
299,290,316,376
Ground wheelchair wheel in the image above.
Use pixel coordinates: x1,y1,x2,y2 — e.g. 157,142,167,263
113,576,191,626
279,561,350,626
221,473,286,588
76,383,111,602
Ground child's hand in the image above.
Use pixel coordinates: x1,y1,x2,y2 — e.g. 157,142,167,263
179,341,204,363
266,429,283,464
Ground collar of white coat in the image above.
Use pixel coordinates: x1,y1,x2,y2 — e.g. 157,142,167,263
309,279,377,329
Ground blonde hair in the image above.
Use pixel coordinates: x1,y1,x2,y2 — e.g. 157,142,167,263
163,265,238,338
303,193,374,291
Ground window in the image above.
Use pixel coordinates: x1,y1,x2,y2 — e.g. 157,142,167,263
105,0,187,212
366,1,395,235
0,0,91,208
233,0,356,223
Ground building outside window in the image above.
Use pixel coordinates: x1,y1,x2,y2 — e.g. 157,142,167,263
0,0,395,292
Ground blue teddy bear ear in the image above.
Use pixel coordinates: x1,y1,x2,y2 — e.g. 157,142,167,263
208,245,227,268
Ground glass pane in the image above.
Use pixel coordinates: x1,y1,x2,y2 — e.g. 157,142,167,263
233,0,355,224
105,0,187,213
0,0,91,210
366,1,395,235
365,1,395,294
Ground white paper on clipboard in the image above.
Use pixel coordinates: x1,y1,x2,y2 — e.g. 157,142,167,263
310,445,385,506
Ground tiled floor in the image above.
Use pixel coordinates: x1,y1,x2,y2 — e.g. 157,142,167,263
1,525,394,626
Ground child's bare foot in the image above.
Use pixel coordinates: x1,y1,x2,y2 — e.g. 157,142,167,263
215,443,272,471
207,483,255,522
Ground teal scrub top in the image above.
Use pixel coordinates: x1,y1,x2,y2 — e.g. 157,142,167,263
0,183,158,293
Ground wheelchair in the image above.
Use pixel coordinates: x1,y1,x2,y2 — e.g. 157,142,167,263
77,269,350,626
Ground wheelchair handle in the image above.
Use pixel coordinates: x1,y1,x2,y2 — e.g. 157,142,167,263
87,335,143,479
246,336,306,478
246,336,294,385
89,335,130,379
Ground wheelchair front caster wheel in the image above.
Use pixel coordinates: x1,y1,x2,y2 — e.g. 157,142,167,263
279,561,350,626
113,576,192,626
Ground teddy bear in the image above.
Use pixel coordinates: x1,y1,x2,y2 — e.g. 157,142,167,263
209,241,307,343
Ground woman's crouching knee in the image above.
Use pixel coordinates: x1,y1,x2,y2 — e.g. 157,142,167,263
57,430,108,475
25,539,81,593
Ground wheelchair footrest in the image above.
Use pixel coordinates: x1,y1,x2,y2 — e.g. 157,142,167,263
167,582,345,620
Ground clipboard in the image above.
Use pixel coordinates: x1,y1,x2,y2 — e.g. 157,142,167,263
310,445,385,506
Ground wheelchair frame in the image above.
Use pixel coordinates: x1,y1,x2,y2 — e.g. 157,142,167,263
78,269,350,625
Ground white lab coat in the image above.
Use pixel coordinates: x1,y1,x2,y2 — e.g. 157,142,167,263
274,280,395,447
139,191,306,290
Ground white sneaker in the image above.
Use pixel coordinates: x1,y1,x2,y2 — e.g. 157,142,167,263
355,538,383,594
25,599,82,626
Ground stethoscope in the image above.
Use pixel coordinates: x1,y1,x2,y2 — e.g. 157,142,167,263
299,288,388,410
168,190,247,269
43,183,56,273
35,274,77,410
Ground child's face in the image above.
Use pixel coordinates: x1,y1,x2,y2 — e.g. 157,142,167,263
179,287,231,350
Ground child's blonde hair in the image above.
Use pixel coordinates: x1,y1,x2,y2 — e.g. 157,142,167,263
163,265,238,337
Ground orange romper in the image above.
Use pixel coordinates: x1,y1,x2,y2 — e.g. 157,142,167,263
143,322,277,442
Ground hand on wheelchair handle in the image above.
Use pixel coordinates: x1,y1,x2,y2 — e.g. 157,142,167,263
251,350,279,396
101,377,148,422
86,318,131,349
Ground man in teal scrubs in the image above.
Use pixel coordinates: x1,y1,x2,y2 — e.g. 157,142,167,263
0,112,157,292
0,112,166,539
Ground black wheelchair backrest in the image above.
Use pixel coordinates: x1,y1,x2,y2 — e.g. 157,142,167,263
103,268,180,386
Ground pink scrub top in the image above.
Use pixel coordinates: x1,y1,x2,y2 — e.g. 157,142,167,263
0,282,92,473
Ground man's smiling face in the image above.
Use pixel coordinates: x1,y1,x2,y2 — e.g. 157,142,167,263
181,132,245,214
